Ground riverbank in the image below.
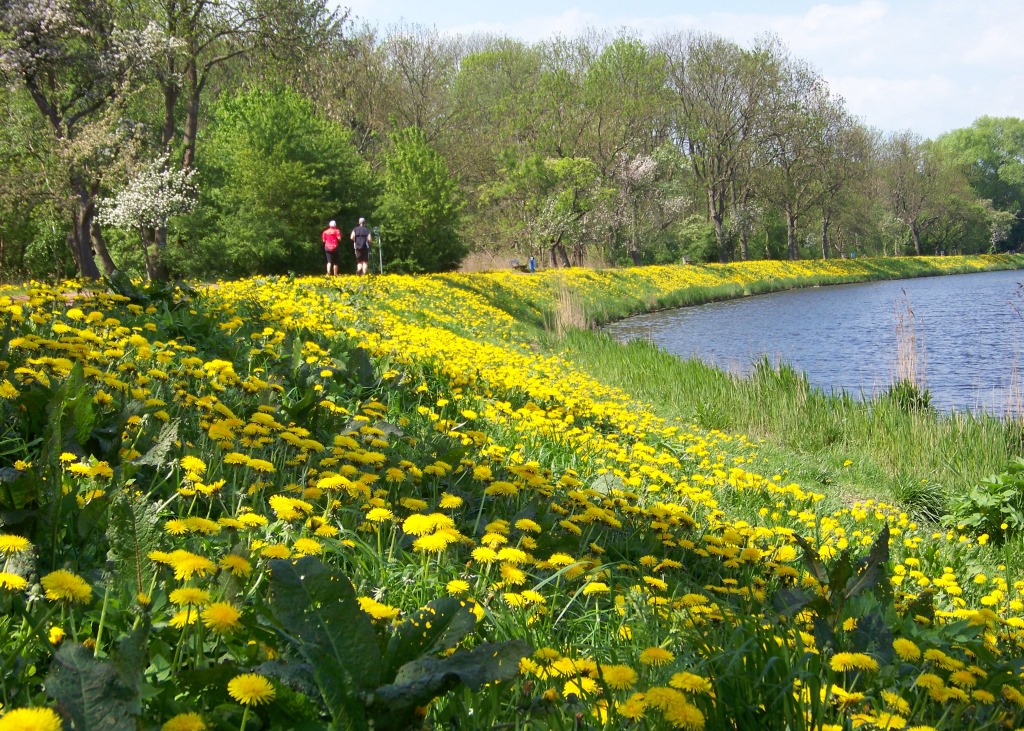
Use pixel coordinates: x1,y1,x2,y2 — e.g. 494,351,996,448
443,253,1024,331
3,257,1024,729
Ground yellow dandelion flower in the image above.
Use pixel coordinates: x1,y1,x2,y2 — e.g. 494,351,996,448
169,608,199,629
447,579,470,595
829,652,878,673
582,582,610,596
0,535,31,554
600,664,638,690
201,602,242,633
514,518,542,533
438,493,463,509
914,673,944,690
471,546,498,564
247,459,275,474
179,456,207,475
168,551,216,581
892,638,921,662
292,538,323,556
618,693,647,720
639,647,675,666
669,672,713,695
227,674,276,706
0,707,63,731
40,570,92,604
261,544,291,559
357,596,401,621
219,555,253,577
168,587,210,606
0,572,29,591
413,533,452,553
161,712,207,731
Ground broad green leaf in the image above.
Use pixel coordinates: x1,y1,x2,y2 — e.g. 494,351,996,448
45,640,143,731
268,557,381,728
370,640,530,731
382,598,477,681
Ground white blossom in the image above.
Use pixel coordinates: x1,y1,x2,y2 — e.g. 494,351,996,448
98,153,196,229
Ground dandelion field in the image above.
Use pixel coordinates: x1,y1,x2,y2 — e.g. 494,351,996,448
3,256,1024,731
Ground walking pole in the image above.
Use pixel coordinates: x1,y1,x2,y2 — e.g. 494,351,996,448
373,226,383,274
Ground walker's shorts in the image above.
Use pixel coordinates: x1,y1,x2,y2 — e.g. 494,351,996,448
355,246,369,264
326,249,341,267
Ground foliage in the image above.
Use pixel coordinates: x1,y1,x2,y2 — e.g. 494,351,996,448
167,87,374,278
947,457,1024,542
377,126,466,273
97,154,197,231
3,241,1024,729
267,557,529,730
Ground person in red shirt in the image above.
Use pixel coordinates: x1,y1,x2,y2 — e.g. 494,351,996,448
322,220,343,276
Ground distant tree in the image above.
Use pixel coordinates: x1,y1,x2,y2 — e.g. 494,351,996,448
170,86,372,278
660,32,777,262
759,55,840,260
936,117,1024,249
377,126,465,273
882,133,980,255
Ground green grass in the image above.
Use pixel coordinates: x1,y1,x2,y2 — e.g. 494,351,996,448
552,329,1017,521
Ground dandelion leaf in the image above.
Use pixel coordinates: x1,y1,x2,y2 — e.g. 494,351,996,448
133,419,179,468
0,466,38,512
106,487,162,599
843,525,890,601
46,640,143,731
382,598,477,680
268,557,380,727
371,640,530,731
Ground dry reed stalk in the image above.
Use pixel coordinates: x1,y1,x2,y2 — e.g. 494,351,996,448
893,291,926,388
554,282,587,336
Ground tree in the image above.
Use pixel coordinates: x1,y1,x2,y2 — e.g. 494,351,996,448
660,32,777,262
0,0,164,277
171,86,372,277
882,133,959,255
760,56,839,260
936,117,1024,249
377,126,465,273
96,153,197,276
123,0,345,279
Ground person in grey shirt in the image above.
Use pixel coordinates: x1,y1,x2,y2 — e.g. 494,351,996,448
351,217,373,275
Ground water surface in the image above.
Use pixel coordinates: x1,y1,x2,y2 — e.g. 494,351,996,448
604,269,1024,413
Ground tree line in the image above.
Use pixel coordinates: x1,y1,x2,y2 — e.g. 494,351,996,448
2,1,1023,280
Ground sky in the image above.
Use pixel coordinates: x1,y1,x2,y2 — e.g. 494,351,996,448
340,0,1024,139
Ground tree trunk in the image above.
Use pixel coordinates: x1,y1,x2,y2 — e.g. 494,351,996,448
91,220,116,276
786,206,798,261
910,222,922,255
550,237,570,268
69,174,101,279
710,190,727,263
821,216,830,260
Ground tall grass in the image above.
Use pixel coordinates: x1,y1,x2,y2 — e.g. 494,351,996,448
554,328,1017,517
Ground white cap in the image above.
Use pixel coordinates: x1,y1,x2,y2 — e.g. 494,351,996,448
329,220,336,227
358,217,365,225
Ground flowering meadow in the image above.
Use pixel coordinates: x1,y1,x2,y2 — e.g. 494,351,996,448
3,255,1024,731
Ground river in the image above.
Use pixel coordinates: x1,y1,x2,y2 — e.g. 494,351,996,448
604,268,1024,413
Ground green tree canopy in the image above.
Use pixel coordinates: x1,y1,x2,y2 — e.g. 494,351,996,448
169,86,374,278
377,126,466,273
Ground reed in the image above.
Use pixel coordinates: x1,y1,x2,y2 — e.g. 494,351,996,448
555,327,1017,516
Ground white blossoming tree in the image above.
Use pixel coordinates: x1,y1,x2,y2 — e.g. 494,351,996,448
97,154,197,280
0,0,169,277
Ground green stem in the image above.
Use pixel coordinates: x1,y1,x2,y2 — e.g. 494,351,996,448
239,705,251,731
94,584,110,656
